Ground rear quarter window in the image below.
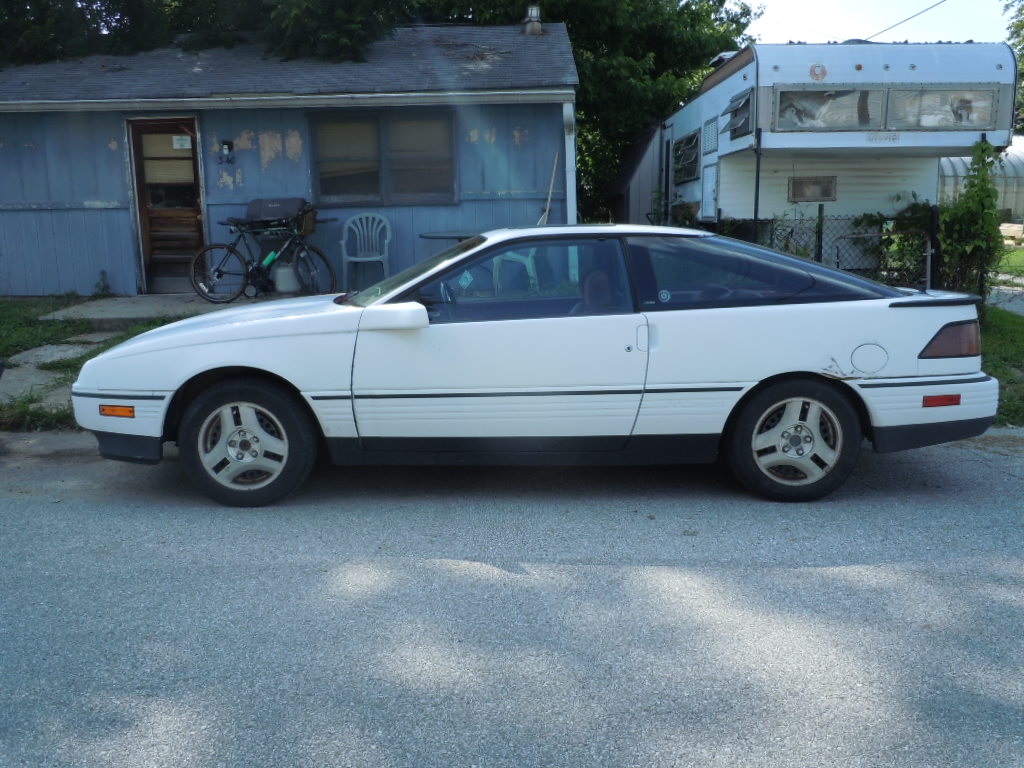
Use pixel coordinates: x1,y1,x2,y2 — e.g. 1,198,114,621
626,235,901,310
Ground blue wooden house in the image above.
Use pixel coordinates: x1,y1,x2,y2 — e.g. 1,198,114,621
0,20,578,295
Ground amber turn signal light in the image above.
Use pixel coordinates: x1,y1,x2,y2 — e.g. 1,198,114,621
99,404,135,418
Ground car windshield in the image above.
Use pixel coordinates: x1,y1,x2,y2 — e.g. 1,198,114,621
339,236,488,307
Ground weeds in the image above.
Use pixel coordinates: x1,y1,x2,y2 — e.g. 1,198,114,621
1,295,172,431
0,296,91,359
981,307,1024,426
0,394,74,431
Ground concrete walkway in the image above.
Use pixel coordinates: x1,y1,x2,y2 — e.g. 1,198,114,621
41,292,260,331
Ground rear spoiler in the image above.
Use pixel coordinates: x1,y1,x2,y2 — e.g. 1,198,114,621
888,295,981,308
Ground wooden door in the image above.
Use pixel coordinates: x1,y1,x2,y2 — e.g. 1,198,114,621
129,119,204,292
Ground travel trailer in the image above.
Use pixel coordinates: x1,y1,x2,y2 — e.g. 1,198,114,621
618,41,1017,230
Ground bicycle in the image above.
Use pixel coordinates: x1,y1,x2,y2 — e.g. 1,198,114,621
190,201,337,303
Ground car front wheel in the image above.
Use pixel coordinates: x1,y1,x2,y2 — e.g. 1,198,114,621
178,380,318,507
727,379,861,502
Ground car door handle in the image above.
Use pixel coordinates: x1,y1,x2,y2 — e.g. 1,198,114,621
635,325,649,352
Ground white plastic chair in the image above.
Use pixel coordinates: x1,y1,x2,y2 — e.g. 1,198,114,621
341,213,391,291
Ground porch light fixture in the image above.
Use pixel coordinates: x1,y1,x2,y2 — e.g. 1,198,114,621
219,140,235,164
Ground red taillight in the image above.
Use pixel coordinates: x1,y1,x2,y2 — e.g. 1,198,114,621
919,321,980,359
923,394,962,408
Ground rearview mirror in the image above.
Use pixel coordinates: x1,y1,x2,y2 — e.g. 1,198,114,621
359,302,429,331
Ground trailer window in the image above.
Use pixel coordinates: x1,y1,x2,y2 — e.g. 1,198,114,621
674,131,700,183
720,88,752,140
887,89,996,130
776,89,884,131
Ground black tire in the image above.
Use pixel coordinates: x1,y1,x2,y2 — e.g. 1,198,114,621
727,379,861,502
292,244,337,295
178,379,318,507
190,244,248,303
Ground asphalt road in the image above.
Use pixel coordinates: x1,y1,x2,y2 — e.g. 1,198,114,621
1,430,1022,768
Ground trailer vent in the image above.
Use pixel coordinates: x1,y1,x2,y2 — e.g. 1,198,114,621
702,118,719,155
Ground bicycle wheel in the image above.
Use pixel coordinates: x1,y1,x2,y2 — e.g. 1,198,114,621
292,244,337,295
190,244,249,303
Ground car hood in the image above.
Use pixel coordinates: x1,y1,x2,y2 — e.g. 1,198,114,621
96,294,362,361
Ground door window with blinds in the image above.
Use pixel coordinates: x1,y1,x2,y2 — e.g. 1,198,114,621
315,112,454,204
141,133,198,208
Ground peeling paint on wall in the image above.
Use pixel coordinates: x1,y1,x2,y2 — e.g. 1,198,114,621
259,131,282,170
466,127,499,144
218,169,235,189
108,140,118,150
235,130,256,151
285,130,303,162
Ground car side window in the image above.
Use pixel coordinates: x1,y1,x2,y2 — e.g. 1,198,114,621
411,238,633,323
626,235,887,310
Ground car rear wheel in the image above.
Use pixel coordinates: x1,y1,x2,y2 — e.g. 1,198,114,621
178,380,318,507
728,379,861,502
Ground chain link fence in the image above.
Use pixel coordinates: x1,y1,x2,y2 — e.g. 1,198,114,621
718,214,936,289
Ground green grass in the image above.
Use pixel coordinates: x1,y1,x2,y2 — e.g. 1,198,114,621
0,295,91,359
1,296,172,431
982,307,1024,426
0,394,74,432
998,248,1024,277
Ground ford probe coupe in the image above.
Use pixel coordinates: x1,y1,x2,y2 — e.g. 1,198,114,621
73,225,998,506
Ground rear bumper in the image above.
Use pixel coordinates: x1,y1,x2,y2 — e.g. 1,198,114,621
857,374,999,453
872,416,995,453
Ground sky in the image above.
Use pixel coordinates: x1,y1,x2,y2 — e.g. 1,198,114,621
744,0,1011,45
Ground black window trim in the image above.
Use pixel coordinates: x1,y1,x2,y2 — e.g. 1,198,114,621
674,130,701,184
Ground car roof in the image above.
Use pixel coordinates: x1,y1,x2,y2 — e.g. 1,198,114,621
477,224,714,242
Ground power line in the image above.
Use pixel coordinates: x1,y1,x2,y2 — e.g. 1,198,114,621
865,0,951,40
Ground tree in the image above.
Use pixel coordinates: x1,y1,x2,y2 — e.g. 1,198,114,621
939,140,1004,313
165,0,265,50
0,0,171,63
264,0,412,61
1005,0,1024,130
0,0,99,63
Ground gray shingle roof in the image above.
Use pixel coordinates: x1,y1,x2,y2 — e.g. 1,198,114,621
0,23,577,110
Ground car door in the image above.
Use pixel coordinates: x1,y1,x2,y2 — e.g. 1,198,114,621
351,236,649,452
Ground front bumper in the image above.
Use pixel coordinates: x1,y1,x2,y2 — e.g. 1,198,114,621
72,388,171,463
92,430,164,464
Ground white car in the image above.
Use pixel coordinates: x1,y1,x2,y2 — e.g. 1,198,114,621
73,225,998,506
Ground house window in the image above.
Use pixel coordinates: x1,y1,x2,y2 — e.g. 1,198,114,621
315,112,454,204
776,89,884,131
720,88,753,140
788,176,837,203
887,89,996,130
673,131,700,184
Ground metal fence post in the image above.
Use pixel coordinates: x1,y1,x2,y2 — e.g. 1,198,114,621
929,204,942,290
